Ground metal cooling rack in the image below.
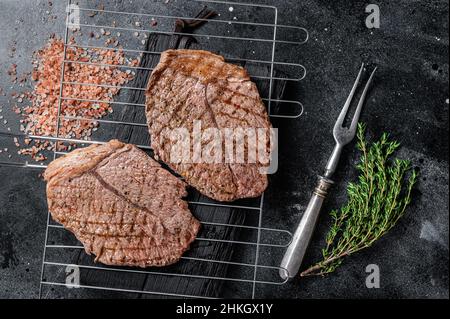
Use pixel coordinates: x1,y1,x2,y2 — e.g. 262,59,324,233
0,0,308,299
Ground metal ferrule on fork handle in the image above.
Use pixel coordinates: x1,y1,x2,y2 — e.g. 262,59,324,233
314,176,334,198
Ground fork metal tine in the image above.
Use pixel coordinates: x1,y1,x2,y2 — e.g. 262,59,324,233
334,63,365,133
349,66,378,134
324,63,376,177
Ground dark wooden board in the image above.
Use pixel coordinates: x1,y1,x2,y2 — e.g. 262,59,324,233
42,9,288,299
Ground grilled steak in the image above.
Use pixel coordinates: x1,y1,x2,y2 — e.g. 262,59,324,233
146,49,272,202
43,140,200,267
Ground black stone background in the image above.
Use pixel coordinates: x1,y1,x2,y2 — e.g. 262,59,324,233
0,0,448,298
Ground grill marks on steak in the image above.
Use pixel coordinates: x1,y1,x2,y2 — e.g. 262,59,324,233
43,140,200,267
146,50,272,202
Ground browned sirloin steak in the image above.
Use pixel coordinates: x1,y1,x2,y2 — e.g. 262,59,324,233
145,50,272,202
43,140,200,267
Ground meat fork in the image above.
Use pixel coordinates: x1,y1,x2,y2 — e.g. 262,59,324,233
280,64,377,279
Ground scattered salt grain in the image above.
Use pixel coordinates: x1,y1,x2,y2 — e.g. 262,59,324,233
228,6,234,12
7,64,17,83
15,38,135,162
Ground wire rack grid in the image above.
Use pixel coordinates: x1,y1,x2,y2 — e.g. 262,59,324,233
0,0,308,299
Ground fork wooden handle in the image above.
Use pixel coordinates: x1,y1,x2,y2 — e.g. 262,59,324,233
280,176,334,279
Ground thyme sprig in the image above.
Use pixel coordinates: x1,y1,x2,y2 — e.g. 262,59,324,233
301,123,417,277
